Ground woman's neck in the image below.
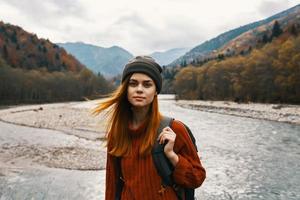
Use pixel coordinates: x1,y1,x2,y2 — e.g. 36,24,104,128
131,106,149,128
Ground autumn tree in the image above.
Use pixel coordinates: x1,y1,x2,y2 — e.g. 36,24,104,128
174,66,199,99
172,33,300,103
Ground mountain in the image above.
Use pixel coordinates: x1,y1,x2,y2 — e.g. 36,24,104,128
57,42,134,77
169,4,300,67
214,6,300,58
149,48,190,66
173,30,300,103
0,21,113,104
0,21,85,72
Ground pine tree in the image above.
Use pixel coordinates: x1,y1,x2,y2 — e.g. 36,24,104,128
290,24,298,36
262,33,269,43
55,53,60,60
271,20,283,39
3,45,8,59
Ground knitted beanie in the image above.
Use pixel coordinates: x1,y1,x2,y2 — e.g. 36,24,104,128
122,56,163,93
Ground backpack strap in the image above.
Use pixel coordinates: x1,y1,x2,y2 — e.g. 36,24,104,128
181,122,198,152
152,116,185,200
152,116,174,187
114,156,123,200
157,116,173,137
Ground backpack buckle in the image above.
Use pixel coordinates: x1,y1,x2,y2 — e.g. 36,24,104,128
158,184,167,195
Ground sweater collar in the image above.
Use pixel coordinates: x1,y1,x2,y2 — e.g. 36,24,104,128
128,119,148,136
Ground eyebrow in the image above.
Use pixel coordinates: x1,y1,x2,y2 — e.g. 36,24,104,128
129,79,153,83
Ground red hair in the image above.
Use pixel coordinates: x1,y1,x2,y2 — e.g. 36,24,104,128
92,76,162,156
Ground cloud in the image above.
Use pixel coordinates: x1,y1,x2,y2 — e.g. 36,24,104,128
258,0,291,17
2,0,85,18
99,12,207,54
1,0,86,30
140,18,207,53
1,0,299,55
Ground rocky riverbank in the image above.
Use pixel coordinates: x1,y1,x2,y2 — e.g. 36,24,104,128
0,100,107,171
0,100,107,140
1,97,300,200
1,98,299,172
176,100,300,125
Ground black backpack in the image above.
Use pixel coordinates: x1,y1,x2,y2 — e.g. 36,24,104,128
152,116,198,200
114,116,198,200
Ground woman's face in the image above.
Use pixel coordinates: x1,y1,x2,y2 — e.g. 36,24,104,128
127,73,157,108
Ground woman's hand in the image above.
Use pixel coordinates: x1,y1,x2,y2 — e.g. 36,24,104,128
158,126,179,166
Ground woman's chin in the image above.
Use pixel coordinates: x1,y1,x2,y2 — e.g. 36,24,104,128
131,102,150,108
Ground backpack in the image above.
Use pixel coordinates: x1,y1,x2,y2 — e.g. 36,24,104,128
152,116,198,200
114,116,198,200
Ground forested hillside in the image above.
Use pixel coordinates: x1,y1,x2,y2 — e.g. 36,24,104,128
0,21,113,105
169,4,300,67
173,34,300,103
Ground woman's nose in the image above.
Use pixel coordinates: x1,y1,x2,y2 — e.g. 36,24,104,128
137,84,143,92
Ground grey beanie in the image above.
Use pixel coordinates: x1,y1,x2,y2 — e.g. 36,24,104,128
122,56,163,93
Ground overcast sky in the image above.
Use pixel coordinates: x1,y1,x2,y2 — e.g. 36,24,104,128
0,0,299,55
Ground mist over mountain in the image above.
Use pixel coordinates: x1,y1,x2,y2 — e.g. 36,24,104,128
58,42,134,77
149,48,190,66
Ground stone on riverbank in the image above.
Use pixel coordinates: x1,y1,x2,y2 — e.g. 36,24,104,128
176,100,300,125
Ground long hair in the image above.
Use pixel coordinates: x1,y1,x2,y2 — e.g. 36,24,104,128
91,76,162,156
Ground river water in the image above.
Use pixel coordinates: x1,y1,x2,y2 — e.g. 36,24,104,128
160,100,300,200
0,98,299,200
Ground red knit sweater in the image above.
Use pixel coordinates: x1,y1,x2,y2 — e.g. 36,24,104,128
105,120,206,200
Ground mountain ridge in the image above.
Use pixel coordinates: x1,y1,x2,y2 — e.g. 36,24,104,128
169,4,300,67
57,42,134,77
0,21,85,72
150,47,190,66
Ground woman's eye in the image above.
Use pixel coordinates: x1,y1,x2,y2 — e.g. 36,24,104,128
129,82,138,86
129,81,153,88
144,83,152,88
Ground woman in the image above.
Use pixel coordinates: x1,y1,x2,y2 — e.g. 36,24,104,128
92,56,206,200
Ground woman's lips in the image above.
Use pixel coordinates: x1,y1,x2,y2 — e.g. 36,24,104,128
133,96,145,100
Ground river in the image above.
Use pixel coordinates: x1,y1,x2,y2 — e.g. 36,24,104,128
0,98,299,200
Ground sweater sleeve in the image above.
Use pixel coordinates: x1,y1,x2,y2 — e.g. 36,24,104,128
171,120,206,188
105,151,117,200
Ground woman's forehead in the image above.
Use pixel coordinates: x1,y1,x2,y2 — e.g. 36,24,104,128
129,73,153,81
